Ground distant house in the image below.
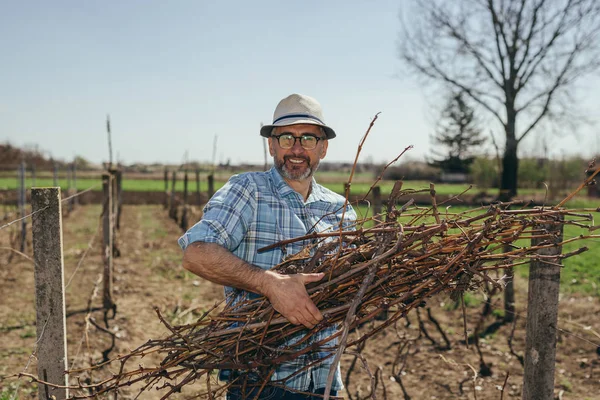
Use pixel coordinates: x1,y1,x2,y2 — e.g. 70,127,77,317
439,171,469,183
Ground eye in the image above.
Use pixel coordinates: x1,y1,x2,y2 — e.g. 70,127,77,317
275,134,295,148
301,135,317,143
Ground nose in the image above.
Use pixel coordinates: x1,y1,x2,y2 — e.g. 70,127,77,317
290,138,305,153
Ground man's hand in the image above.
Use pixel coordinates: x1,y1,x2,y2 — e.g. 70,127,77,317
262,271,324,329
183,243,325,329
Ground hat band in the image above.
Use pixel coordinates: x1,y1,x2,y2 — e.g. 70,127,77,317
273,113,325,125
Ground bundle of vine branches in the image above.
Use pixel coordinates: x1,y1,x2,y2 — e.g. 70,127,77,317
57,172,600,399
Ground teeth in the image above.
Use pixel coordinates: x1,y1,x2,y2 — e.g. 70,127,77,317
289,159,305,164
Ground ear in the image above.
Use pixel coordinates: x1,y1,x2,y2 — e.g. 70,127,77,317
319,139,328,159
268,137,275,156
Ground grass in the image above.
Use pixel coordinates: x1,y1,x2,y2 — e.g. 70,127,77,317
0,379,36,399
0,172,550,197
559,378,573,392
309,179,544,197
19,327,35,339
0,177,225,193
441,292,482,310
0,386,19,400
139,206,173,240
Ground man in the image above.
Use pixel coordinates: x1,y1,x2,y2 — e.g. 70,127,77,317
178,93,356,399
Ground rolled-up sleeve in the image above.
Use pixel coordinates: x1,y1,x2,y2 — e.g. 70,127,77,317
178,175,256,251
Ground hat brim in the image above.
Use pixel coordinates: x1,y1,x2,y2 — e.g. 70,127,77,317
260,119,336,139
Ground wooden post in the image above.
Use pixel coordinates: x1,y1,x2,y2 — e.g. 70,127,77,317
372,186,382,217
102,173,115,312
116,169,123,230
31,187,69,400
195,169,201,205
110,169,119,257
163,168,169,209
587,167,599,197
373,185,386,320
503,247,516,323
207,173,215,199
181,170,189,231
170,171,177,221
19,162,27,252
522,216,564,400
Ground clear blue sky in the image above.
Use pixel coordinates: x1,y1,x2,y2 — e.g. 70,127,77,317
2,1,599,166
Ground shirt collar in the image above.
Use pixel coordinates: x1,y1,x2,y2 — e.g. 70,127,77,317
269,167,320,203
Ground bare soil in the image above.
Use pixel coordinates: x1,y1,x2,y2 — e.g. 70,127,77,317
1,205,599,399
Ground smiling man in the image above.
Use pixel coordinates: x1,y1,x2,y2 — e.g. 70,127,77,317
178,93,356,399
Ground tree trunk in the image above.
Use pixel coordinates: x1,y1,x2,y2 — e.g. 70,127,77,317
499,135,519,202
501,137,517,322
501,110,518,322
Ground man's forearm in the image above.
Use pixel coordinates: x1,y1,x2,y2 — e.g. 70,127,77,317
182,241,325,328
182,242,271,296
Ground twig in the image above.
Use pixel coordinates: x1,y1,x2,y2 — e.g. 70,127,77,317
88,317,116,363
508,314,524,366
500,371,510,400
324,233,396,399
426,307,451,350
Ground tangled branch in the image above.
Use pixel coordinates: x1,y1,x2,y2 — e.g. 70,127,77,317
28,181,598,399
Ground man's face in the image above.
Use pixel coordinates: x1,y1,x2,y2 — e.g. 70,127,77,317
268,124,328,182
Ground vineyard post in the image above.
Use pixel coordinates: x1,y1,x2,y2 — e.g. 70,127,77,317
169,171,177,221
503,243,516,323
111,169,118,217
371,185,385,319
102,172,115,312
31,187,69,400
110,169,119,256
522,216,564,400
372,186,382,216
116,169,123,230
18,161,26,252
181,169,189,231
195,169,201,205
587,166,599,197
163,168,169,209
207,173,214,199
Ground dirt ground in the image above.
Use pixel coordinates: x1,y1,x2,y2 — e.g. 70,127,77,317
1,204,599,399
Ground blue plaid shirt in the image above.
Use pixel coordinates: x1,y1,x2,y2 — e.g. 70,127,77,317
178,167,356,392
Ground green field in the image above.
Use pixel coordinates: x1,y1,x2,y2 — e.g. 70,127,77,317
0,177,226,193
0,174,546,197
320,180,545,197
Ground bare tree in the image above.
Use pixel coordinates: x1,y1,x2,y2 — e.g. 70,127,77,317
399,0,600,200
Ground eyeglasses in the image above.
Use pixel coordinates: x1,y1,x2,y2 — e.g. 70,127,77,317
271,133,325,150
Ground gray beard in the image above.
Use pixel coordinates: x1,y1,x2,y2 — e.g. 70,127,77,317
275,157,318,181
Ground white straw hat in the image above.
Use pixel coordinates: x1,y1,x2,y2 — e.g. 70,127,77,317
260,93,336,139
